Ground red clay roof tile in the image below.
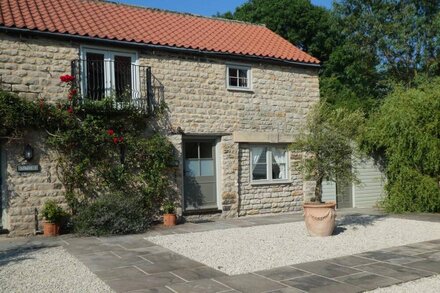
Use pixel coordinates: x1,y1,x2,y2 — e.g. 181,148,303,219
0,0,320,64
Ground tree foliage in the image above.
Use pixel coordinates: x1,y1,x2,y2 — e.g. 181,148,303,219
291,102,365,202
217,0,339,63
361,77,440,212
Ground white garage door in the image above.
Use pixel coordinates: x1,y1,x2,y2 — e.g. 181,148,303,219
321,157,385,208
353,158,385,208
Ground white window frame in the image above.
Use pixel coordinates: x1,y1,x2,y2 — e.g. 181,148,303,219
250,145,290,185
226,64,252,91
79,46,140,102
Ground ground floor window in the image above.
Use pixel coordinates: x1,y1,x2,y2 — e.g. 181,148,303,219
250,145,288,183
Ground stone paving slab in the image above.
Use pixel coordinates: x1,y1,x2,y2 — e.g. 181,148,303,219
3,211,440,292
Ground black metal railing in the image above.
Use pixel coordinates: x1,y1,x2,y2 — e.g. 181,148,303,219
71,59,164,114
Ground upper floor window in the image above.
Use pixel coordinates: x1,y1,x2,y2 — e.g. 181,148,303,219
251,145,288,183
227,65,251,90
80,47,139,102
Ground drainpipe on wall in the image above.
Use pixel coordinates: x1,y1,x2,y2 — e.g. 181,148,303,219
34,208,43,235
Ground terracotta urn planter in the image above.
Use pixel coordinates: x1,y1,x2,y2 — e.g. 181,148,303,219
163,213,177,227
303,202,336,237
43,221,60,236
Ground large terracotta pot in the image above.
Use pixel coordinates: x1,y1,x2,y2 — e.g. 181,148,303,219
43,222,60,236
163,213,177,227
303,202,336,237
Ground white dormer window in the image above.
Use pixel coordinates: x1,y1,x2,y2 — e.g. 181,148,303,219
227,65,251,90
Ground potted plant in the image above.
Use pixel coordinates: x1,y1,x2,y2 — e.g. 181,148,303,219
291,102,364,236
162,200,177,227
41,200,66,236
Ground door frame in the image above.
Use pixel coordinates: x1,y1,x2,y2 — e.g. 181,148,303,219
182,136,222,212
0,144,6,228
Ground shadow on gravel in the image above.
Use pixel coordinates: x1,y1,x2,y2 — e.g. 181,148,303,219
333,214,388,235
0,243,60,267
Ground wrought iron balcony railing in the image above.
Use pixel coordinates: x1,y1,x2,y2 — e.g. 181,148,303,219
71,59,164,114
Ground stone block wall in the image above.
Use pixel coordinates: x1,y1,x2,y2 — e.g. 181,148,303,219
0,32,319,234
139,51,320,135
237,144,303,216
0,33,79,235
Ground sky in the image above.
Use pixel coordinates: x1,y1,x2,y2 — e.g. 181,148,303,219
118,1,333,16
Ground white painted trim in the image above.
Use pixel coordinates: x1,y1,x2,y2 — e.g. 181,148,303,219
79,46,139,101
215,139,222,210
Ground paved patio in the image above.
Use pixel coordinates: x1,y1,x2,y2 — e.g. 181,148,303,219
1,210,440,293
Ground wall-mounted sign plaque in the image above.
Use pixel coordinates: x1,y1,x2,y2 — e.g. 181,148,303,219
17,164,40,172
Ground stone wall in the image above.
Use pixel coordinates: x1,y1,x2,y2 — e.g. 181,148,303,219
0,32,319,234
237,144,303,216
139,51,319,135
0,33,79,235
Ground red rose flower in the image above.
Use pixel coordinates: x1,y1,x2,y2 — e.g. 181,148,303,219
67,106,73,114
69,89,78,95
107,129,115,136
118,137,124,143
60,75,75,83
113,137,119,144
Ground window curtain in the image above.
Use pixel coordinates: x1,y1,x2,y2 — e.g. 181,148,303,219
272,148,286,179
252,147,265,171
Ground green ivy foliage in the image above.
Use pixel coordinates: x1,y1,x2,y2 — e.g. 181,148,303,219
361,78,440,212
0,83,175,235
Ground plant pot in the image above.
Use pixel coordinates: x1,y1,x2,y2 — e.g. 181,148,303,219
43,221,60,236
163,213,177,227
303,202,336,237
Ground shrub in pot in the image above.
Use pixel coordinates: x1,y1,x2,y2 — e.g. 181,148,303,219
291,102,364,236
162,200,177,227
41,200,66,236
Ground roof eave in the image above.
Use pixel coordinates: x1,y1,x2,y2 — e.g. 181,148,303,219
0,26,321,68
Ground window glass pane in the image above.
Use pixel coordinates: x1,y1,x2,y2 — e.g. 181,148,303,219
229,68,238,77
86,52,105,100
229,77,238,87
199,142,213,158
272,148,287,180
200,159,214,176
185,160,200,177
239,69,247,78
185,142,198,159
239,78,248,87
114,55,132,102
251,147,267,180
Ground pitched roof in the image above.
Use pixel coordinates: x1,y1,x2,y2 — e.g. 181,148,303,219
0,0,320,64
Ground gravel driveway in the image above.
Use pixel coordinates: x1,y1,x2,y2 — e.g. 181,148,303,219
147,216,440,275
0,246,113,293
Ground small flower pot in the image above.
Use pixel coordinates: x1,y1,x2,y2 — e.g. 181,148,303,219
43,221,60,236
303,202,336,237
163,213,177,227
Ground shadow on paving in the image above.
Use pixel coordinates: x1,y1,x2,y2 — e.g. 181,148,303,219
0,242,61,267
333,214,388,235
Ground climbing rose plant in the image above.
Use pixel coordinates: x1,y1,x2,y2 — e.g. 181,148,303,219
0,74,175,235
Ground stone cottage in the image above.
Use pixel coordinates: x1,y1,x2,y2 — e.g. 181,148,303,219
0,0,320,235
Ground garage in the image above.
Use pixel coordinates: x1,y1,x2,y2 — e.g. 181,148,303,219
322,157,386,208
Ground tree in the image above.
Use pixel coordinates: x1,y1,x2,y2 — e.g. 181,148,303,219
217,0,339,63
290,102,365,202
361,77,440,212
333,0,440,85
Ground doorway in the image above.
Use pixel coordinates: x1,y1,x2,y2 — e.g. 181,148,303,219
183,139,217,210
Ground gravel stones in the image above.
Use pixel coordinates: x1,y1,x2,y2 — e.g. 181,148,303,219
0,246,113,293
147,216,440,275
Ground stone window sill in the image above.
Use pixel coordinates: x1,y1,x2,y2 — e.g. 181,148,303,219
250,180,293,186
